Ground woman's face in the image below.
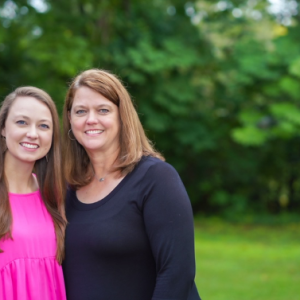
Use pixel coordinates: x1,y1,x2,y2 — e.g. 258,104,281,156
69,86,121,156
1,96,53,165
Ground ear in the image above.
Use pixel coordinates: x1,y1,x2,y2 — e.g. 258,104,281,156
1,127,5,137
68,110,71,122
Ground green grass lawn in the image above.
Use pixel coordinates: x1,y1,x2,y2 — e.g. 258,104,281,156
194,218,300,300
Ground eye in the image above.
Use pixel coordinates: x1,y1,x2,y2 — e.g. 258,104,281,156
75,109,86,115
40,124,50,129
99,109,109,114
16,120,26,125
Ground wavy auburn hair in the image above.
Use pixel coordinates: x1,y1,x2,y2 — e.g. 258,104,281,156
0,87,67,264
63,69,164,189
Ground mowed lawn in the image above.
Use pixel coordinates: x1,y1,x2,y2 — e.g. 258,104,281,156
194,218,300,300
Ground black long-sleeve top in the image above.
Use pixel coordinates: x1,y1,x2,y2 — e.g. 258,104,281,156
62,156,201,300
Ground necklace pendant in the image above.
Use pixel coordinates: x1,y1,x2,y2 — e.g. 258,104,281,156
99,177,105,182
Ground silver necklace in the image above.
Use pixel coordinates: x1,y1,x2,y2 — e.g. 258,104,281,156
94,171,107,182
95,175,106,182
92,167,109,182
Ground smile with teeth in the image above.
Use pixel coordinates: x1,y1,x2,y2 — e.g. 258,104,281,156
20,143,39,149
85,130,104,134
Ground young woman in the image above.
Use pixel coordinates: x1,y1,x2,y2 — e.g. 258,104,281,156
0,87,67,300
62,69,201,300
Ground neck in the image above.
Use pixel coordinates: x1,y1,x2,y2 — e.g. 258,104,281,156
4,152,37,194
88,148,120,181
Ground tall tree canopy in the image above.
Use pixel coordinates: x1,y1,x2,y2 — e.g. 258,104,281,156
0,0,299,216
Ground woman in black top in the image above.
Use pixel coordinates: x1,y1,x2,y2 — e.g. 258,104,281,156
62,69,201,300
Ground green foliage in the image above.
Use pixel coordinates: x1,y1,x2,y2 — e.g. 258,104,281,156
232,126,269,146
1,0,300,216
289,57,300,78
232,102,300,145
279,76,300,99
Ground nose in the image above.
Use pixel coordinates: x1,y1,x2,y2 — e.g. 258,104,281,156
86,111,98,125
26,126,38,139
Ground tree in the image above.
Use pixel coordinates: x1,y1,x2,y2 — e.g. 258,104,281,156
1,0,300,216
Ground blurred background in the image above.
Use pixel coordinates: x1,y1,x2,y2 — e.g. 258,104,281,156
0,0,299,299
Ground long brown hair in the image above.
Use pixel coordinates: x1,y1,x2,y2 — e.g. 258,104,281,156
0,86,67,264
63,69,164,189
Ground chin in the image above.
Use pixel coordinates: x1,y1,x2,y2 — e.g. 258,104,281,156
83,143,105,151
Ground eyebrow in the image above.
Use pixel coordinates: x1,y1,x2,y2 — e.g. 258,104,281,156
72,105,86,109
14,115,30,119
73,104,113,109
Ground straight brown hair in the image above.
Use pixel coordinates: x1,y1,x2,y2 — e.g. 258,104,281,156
63,69,164,189
0,86,67,264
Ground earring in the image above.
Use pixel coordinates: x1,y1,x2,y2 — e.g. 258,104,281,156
45,154,48,162
68,129,76,141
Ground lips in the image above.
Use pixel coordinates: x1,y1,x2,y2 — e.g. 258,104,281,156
20,142,39,149
85,130,104,134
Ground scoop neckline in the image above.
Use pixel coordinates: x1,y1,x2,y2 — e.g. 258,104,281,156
8,173,39,196
70,171,134,211
9,190,40,196
69,157,148,211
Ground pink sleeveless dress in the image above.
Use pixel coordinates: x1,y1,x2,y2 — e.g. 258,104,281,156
0,191,66,300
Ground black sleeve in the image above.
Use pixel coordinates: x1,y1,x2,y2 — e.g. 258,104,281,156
141,162,197,300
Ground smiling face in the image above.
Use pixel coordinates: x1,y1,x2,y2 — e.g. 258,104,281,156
69,86,121,155
1,96,53,165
